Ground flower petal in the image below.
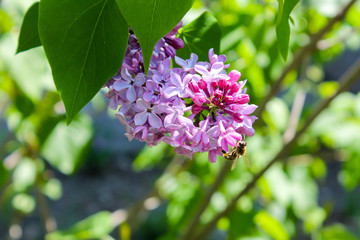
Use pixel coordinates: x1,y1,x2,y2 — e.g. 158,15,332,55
149,113,162,129
126,86,137,102
134,112,148,126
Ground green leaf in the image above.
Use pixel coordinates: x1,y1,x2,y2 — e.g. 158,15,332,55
116,0,194,74
316,224,358,240
176,11,221,62
133,142,173,171
16,2,42,54
41,115,93,175
254,210,289,240
276,0,300,61
276,0,284,26
46,211,114,240
38,0,128,124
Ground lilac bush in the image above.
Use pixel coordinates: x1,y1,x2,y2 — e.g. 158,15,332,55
105,23,257,163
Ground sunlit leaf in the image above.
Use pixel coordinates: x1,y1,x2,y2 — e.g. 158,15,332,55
116,0,194,74
16,2,41,54
46,211,114,240
39,0,129,124
316,224,358,240
12,193,36,214
254,210,289,240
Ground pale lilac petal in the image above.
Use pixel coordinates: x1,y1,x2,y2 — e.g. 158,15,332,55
134,112,148,125
189,53,198,66
113,82,130,91
135,99,149,111
242,104,258,115
219,138,229,152
170,72,182,86
126,86,137,102
208,150,217,163
121,68,132,82
134,73,146,86
148,113,162,128
226,137,237,147
202,133,209,145
210,62,224,75
164,86,178,98
175,56,187,67
194,64,210,76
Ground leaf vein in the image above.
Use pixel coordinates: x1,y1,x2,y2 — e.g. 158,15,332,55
68,0,108,118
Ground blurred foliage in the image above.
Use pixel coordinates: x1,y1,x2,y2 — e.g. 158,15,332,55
1,0,360,239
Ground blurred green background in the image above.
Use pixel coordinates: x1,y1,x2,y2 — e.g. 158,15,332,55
1,0,360,239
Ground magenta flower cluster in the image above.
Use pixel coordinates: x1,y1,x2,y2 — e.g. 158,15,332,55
105,23,257,163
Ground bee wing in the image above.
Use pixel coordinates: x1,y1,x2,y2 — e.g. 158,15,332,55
243,155,251,168
230,156,240,171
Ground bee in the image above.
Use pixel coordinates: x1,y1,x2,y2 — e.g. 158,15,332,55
222,140,248,171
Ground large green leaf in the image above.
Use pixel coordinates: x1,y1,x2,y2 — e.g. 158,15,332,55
16,2,42,53
38,0,128,124
176,11,221,62
46,211,114,240
116,0,194,74
276,0,300,61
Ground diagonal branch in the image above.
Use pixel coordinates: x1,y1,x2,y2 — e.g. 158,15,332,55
256,0,357,118
179,161,231,240
191,57,360,240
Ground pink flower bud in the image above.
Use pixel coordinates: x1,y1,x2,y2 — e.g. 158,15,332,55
219,102,226,109
188,81,200,93
229,70,241,82
172,38,185,49
228,83,240,95
224,95,234,103
214,89,223,98
218,78,226,90
210,80,218,90
235,94,250,104
211,97,220,105
192,93,207,106
233,113,244,123
191,104,204,114
198,79,207,90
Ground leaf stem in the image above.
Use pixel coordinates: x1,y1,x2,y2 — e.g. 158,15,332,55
191,57,360,240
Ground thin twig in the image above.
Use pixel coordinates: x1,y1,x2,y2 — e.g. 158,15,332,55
35,186,57,233
179,160,231,240
192,57,360,240
256,0,357,118
283,57,310,143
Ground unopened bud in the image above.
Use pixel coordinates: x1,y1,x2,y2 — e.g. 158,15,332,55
188,81,200,93
192,93,207,106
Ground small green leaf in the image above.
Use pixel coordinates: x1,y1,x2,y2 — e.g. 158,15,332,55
116,0,194,74
39,0,129,124
16,2,42,54
254,210,289,240
41,115,93,175
276,0,300,61
46,211,114,240
176,11,221,61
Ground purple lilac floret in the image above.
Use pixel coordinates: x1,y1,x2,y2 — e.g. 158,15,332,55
105,23,257,163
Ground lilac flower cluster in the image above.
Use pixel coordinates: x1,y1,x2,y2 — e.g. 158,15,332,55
105,23,257,163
